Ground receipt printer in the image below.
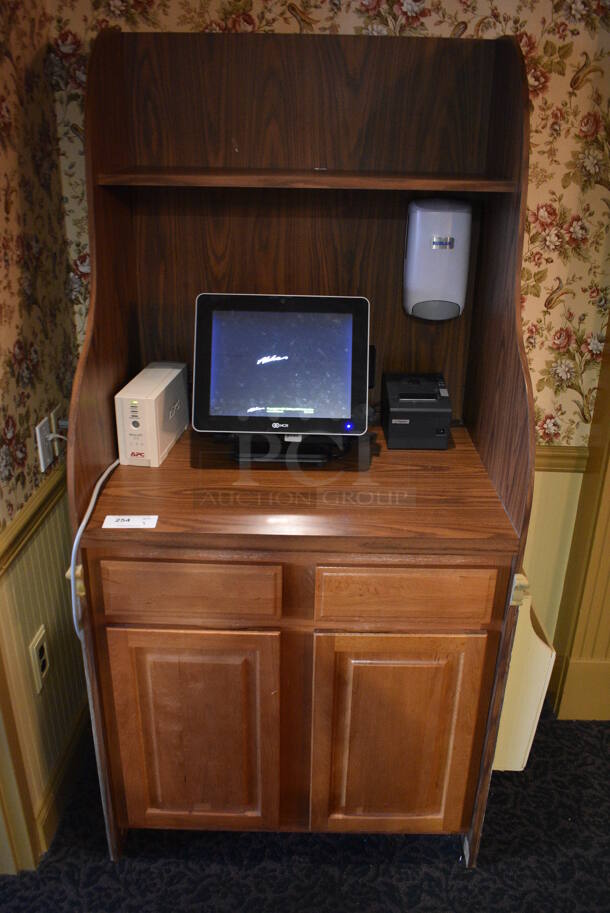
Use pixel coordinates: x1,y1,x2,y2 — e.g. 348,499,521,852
382,373,452,450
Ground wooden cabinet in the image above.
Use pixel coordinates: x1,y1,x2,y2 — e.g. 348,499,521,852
310,632,492,832
69,32,533,866
80,452,517,865
106,627,280,829
87,539,505,846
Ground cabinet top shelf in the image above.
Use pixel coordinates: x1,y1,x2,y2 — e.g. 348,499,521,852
96,168,517,193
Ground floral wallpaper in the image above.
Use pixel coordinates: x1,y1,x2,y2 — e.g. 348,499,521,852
1,0,608,528
0,0,77,531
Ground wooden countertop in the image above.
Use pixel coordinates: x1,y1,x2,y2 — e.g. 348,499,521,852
82,428,519,555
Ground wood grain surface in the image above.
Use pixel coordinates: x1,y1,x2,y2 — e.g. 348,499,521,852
314,566,498,624
463,38,534,559
121,34,496,177
67,30,135,530
97,168,516,193
100,559,282,623
462,600,518,866
309,632,494,832
86,546,512,633
106,627,280,829
82,427,519,555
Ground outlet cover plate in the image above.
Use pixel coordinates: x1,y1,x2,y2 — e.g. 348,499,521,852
35,416,53,472
29,625,50,694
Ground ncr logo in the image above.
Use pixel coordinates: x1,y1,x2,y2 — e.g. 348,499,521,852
272,422,289,429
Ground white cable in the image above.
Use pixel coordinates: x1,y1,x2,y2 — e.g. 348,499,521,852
68,457,120,860
48,432,68,443
70,459,119,640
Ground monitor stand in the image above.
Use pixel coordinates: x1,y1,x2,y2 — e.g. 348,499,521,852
231,433,376,471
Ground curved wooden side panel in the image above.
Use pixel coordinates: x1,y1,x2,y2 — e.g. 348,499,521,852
67,33,137,529
464,38,535,564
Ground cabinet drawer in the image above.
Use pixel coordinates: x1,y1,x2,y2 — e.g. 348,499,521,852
315,566,497,625
100,560,282,623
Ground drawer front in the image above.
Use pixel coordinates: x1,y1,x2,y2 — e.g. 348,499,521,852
100,560,282,623
315,566,497,625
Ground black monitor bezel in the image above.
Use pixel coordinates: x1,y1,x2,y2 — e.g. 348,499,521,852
192,293,369,436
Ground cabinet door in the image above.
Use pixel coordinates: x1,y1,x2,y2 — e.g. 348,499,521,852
107,627,280,829
310,632,492,833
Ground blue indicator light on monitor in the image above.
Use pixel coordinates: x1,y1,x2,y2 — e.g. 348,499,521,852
345,422,353,431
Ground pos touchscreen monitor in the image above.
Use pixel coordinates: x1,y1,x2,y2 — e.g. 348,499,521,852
192,293,369,438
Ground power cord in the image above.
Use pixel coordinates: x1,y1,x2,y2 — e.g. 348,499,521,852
68,457,119,858
70,459,119,640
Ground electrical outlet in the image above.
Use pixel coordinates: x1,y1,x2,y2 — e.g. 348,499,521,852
29,625,50,694
49,405,63,458
35,416,53,472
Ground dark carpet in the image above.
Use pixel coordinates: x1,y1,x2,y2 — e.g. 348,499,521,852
1,706,608,913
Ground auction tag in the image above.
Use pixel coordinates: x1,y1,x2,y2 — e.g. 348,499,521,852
103,515,158,529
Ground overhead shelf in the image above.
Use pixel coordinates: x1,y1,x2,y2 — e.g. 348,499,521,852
96,168,517,193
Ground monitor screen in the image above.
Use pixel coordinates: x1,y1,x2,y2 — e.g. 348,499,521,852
193,294,369,436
